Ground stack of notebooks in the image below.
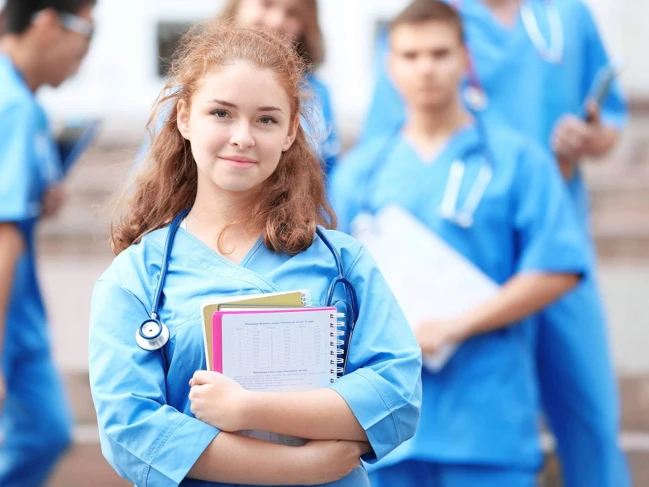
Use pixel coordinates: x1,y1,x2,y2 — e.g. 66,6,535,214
200,291,346,445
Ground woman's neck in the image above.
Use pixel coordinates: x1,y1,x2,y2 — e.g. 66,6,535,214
186,182,261,261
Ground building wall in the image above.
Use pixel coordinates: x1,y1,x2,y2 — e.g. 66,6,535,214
35,0,647,143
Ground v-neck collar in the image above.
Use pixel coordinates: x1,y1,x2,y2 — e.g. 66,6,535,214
178,226,264,269
397,122,479,167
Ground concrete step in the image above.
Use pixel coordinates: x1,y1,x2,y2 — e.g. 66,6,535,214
48,443,130,487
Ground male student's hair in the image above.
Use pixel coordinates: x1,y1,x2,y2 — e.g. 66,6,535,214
2,0,95,35
389,0,465,44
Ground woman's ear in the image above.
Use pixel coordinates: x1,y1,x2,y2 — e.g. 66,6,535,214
282,115,300,152
176,99,191,140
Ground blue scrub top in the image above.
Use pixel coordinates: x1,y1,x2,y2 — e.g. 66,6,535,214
305,73,341,176
0,54,61,355
360,0,627,224
329,123,590,469
89,228,422,487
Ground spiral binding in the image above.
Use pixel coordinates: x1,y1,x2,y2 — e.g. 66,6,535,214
301,290,312,307
329,311,346,383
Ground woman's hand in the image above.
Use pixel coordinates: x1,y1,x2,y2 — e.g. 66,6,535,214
298,439,370,485
189,370,250,432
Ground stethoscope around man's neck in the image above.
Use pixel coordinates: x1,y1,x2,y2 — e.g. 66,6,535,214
359,110,495,230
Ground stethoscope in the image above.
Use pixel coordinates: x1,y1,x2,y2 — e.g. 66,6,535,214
358,112,495,230
451,0,564,109
136,209,360,374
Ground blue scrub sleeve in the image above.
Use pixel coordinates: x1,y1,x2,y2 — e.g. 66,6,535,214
89,279,219,487
132,90,177,173
0,103,37,222
328,158,364,235
329,138,388,234
513,143,591,275
316,82,341,175
328,247,422,463
580,3,627,129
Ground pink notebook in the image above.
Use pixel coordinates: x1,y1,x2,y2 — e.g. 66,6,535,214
211,307,346,446
212,307,345,386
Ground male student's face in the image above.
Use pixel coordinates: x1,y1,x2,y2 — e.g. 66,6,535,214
389,21,467,111
40,5,94,88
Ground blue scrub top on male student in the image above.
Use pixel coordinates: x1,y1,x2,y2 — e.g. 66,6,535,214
0,53,73,487
329,122,589,473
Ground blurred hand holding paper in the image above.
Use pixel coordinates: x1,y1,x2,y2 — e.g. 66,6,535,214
353,204,499,371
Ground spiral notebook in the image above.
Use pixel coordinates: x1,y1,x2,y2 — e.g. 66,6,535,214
211,307,345,446
201,290,311,371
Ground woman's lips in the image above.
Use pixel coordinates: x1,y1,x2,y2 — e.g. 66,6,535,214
219,155,257,168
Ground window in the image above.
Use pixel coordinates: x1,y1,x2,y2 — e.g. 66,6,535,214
157,21,195,77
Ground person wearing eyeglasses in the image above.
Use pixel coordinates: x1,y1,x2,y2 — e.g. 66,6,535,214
0,1,95,485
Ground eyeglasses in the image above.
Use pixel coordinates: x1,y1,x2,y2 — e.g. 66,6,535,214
58,12,94,41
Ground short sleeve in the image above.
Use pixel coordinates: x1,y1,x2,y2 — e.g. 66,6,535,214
513,142,591,275
0,103,38,223
89,278,219,487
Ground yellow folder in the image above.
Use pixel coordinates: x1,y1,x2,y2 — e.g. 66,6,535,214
201,290,310,370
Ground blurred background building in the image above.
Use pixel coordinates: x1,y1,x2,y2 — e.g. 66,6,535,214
20,1,648,485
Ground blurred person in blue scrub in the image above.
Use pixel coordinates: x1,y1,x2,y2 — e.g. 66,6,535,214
138,0,340,178
0,0,95,485
360,1,630,485
89,23,421,487
330,1,590,485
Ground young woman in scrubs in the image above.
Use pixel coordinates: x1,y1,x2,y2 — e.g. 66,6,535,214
359,2,630,485
0,0,95,485
89,23,422,487
330,2,588,485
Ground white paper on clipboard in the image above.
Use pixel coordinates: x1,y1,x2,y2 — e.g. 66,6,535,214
353,204,500,371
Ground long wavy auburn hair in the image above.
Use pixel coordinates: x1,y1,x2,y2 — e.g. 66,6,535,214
219,0,324,68
110,22,336,256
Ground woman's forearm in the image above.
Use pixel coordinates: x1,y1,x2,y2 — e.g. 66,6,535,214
188,431,309,485
188,431,367,485
241,388,368,441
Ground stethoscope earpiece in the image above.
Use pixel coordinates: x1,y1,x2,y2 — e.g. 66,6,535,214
136,318,170,351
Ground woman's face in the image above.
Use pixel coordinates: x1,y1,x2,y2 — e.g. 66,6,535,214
177,61,297,195
235,0,308,40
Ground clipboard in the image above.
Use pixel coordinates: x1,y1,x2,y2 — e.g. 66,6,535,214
354,204,500,371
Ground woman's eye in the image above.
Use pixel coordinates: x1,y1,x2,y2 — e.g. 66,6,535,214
212,109,229,118
259,116,277,125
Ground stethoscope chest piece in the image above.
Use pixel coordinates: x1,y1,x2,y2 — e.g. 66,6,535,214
136,318,170,351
